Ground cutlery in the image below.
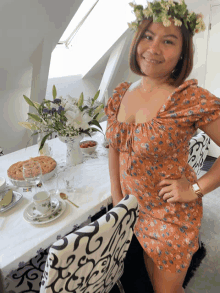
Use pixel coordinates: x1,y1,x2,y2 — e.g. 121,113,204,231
60,192,79,208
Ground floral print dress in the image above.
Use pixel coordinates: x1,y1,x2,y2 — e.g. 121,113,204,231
104,79,220,273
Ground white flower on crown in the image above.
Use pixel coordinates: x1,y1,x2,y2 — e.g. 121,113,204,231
201,22,206,31
129,2,135,8
168,0,175,6
161,2,170,11
163,18,172,27
135,9,142,20
174,17,182,27
128,21,138,30
148,3,153,13
179,0,184,4
197,13,204,19
196,17,203,26
143,8,152,18
187,11,193,21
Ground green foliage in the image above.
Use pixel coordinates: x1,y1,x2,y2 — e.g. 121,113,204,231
91,90,100,106
39,131,53,151
23,95,38,111
78,92,84,107
128,0,206,34
28,113,42,122
52,85,57,100
134,4,143,11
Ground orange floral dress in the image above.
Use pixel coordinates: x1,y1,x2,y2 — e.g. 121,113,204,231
104,79,220,274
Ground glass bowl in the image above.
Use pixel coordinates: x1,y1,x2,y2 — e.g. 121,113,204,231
8,165,57,187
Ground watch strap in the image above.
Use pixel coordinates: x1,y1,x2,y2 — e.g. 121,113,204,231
192,183,204,198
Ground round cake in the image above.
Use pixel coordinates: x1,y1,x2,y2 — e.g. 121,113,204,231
7,156,57,181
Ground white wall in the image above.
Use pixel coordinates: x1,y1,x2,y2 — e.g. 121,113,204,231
187,0,211,87
46,75,101,103
0,0,83,155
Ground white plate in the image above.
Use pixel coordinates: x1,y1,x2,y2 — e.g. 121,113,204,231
23,200,66,225
8,165,57,187
26,198,59,219
0,189,23,213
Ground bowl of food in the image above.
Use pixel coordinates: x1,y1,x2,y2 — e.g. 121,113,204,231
80,140,98,154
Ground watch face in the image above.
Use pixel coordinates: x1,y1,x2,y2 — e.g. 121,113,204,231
193,184,200,192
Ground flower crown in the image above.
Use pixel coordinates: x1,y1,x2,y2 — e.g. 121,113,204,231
128,0,206,35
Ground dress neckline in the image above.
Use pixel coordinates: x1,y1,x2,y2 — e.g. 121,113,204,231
115,79,198,126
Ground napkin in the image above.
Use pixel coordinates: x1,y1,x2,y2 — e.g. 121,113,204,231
0,189,13,207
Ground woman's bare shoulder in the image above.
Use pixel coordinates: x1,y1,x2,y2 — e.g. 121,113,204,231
127,80,142,92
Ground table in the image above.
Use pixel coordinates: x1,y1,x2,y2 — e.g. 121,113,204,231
0,121,111,291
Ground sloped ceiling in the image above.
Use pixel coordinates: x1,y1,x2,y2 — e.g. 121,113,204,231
0,0,83,89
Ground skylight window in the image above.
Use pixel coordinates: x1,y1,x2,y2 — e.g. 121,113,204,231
59,0,99,44
49,0,150,78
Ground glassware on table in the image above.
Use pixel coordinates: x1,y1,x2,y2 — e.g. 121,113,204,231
23,161,42,193
41,173,58,197
58,171,75,193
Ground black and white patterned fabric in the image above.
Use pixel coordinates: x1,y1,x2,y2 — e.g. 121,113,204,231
0,147,4,156
187,131,210,175
40,194,139,293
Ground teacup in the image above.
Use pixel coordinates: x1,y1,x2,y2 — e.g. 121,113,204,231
33,191,51,214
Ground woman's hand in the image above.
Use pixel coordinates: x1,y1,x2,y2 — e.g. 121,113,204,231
157,174,198,203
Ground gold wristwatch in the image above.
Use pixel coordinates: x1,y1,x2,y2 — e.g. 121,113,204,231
191,183,204,198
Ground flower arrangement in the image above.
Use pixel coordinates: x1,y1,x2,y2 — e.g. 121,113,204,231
128,0,206,35
18,85,106,151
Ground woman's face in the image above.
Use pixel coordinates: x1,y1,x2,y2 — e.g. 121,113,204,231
136,20,183,80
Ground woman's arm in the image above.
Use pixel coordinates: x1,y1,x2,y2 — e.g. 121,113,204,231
108,145,124,206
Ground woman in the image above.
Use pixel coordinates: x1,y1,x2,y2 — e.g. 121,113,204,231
104,1,220,293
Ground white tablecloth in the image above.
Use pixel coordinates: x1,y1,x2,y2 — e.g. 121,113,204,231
0,121,111,279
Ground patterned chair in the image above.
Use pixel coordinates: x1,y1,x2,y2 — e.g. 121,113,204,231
187,131,210,175
0,147,4,156
40,194,139,293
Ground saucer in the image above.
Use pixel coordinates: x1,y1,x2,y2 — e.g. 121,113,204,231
23,200,66,225
26,198,59,219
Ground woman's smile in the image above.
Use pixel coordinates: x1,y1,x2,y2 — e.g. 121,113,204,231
142,56,163,65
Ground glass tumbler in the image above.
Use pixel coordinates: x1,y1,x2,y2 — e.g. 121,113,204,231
59,171,75,193
42,173,58,197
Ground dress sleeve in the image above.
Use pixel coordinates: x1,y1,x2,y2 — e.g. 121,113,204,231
104,82,130,150
193,87,220,129
104,96,115,120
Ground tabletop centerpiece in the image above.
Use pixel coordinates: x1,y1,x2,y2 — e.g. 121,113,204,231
18,85,106,166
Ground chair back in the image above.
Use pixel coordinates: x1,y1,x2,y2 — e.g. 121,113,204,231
0,147,4,156
40,194,139,293
188,131,210,175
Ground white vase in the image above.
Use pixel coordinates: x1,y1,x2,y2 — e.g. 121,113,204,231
58,134,84,166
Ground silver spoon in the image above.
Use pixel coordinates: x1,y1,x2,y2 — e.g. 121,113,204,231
60,192,79,208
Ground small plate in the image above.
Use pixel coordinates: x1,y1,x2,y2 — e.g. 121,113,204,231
0,189,23,213
26,198,59,219
23,200,66,225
